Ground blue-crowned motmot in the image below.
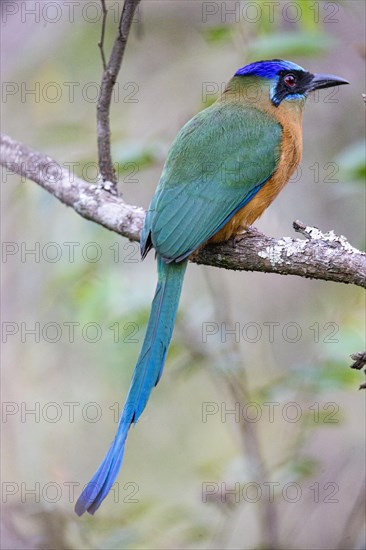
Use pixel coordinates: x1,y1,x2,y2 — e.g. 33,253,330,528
75,59,348,515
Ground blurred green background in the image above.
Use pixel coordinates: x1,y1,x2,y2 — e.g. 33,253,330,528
1,1,365,549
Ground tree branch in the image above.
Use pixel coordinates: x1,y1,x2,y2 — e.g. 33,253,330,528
197,223,366,288
350,351,366,370
98,0,108,71
1,133,365,289
0,133,145,241
97,0,141,190
350,352,366,390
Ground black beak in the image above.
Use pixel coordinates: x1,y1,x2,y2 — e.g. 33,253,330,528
308,72,349,92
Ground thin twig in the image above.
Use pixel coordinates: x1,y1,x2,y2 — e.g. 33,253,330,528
227,374,280,548
350,351,366,390
204,272,279,548
337,475,366,550
98,0,108,71
350,351,366,370
97,0,141,191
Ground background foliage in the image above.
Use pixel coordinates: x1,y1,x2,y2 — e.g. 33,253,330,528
2,1,365,549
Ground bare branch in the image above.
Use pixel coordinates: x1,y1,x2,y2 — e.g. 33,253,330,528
195,223,366,288
350,351,366,370
0,134,144,241
349,352,366,390
97,0,141,190
98,0,108,71
2,133,365,289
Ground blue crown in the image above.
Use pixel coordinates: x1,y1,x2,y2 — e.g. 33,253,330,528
235,59,306,79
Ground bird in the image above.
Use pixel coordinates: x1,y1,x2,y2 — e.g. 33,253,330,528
75,59,348,515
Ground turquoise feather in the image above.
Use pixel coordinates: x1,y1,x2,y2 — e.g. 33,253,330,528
75,257,187,515
142,100,281,261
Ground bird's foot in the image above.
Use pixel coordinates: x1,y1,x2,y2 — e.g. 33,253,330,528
232,226,262,246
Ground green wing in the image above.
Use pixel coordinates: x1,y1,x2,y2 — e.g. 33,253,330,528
142,101,282,261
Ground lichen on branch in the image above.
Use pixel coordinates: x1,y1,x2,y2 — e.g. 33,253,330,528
1,133,365,288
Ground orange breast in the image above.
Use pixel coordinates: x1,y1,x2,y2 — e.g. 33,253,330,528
210,105,303,243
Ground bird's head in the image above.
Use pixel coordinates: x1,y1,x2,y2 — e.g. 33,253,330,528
235,59,349,107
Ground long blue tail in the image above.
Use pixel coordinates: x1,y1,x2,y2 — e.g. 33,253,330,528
75,256,187,516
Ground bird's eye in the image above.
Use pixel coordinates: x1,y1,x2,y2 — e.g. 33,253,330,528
284,74,297,87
